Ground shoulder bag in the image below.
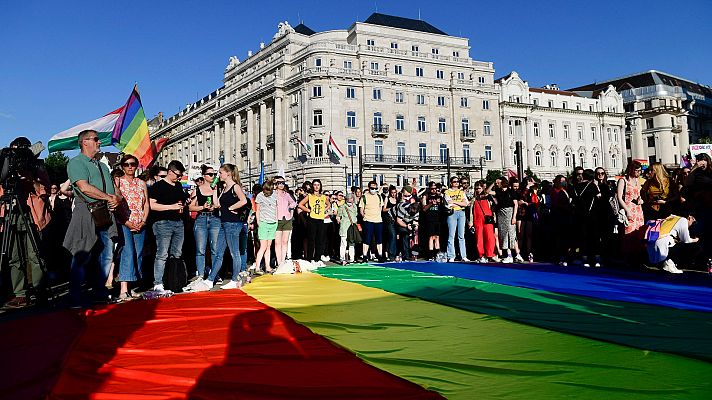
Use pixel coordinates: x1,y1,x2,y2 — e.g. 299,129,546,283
84,161,112,229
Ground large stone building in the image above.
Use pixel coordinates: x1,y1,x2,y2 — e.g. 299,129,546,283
151,13,501,190
570,70,712,167
497,72,625,179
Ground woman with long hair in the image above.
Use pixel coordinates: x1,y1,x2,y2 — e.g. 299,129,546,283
252,178,278,273
189,164,249,291
298,179,330,262
469,180,497,262
115,154,149,301
641,162,671,220
517,177,539,262
187,164,220,282
617,161,645,257
421,182,443,260
273,176,296,267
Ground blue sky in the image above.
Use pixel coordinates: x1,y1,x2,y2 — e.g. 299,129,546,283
1,0,711,153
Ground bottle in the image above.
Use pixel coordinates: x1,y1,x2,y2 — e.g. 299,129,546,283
210,176,219,188
205,197,212,207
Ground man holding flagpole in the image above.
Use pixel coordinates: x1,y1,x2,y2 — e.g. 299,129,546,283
64,129,121,307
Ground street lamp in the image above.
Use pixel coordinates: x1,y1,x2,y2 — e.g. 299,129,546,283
479,156,485,180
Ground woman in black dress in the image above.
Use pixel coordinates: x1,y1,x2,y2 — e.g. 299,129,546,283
420,182,443,259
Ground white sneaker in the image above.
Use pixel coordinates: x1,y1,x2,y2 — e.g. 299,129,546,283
447,258,455,263
320,255,330,262
559,261,568,267
462,257,471,262
663,259,683,274
221,280,242,290
528,253,534,263
476,257,488,263
191,279,213,292
491,255,501,262
153,284,165,293
514,255,524,263
183,277,203,292
502,256,513,264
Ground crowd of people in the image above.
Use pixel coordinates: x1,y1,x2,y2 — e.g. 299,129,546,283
2,129,711,309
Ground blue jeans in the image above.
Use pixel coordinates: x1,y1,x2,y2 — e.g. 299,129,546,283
209,222,247,283
153,220,185,285
447,210,467,260
119,225,145,282
70,228,112,304
193,214,222,277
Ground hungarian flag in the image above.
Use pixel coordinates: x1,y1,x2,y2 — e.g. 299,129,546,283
48,107,123,152
295,137,311,156
327,134,345,162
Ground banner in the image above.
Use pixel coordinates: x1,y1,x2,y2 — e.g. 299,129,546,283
689,143,712,158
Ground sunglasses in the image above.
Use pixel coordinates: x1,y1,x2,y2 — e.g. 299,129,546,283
204,172,216,177
158,174,168,178
122,162,138,167
275,181,285,184
84,136,100,142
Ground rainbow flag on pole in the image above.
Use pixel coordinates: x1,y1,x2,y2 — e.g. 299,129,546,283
112,85,153,167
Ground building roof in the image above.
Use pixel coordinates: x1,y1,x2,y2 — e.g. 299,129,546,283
569,70,712,97
529,87,581,97
293,23,316,36
363,12,447,35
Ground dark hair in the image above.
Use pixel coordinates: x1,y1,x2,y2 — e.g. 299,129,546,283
311,179,322,194
150,165,167,178
119,154,139,167
262,178,274,197
474,180,487,187
368,180,377,187
695,153,712,172
167,160,186,174
200,164,214,175
274,175,284,181
351,186,360,193
582,169,595,181
625,160,642,176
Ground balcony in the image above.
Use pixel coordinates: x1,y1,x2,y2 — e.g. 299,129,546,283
362,154,481,168
371,124,389,138
266,134,275,148
671,125,682,133
240,142,248,156
460,129,477,141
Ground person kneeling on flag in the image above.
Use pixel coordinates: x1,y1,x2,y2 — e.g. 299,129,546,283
644,214,700,274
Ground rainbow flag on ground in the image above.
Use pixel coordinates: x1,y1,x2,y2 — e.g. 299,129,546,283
112,85,153,167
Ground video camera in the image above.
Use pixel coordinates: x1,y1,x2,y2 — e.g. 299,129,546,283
0,137,45,197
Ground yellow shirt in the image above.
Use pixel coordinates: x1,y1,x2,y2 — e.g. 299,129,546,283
308,194,327,220
444,188,465,211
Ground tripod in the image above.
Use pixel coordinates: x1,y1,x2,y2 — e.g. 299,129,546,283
0,188,49,305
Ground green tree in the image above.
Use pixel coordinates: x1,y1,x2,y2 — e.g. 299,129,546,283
698,136,712,144
523,167,540,183
485,169,502,186
44,151,69,184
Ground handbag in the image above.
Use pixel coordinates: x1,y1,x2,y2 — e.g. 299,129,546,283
477,198,495,225
611,179,629,226
345,205,362,233
84,161,113,229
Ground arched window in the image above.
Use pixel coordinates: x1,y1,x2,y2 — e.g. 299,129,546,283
579,152,586,167
535,151,542,166
592,153,599,167
550,151,557,167
565,152,572,167
611,154,617,168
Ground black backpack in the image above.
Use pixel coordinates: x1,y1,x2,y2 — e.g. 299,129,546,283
163,257,188,293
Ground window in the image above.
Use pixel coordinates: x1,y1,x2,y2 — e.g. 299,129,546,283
373,88,382,100
436,70,444,79
460,97,469,107
432,48,439,55
314,58,322,67
292,114,299,132
439,144,448,163
482,100,490,110
647,136,655,147
438,117,446,133
373,112,382,129
396,115,405,130
478,76,486,84
394,65,403,75
314,139,324,157
347,139,357,156
533,98,538,106
374,140,383,161
415,67,424,77
533,122,540,137
644,100,652,109
673,135,677,146
562,101,567,109
484,121,491,136
535,151,542,166
418,116,427,132
457,72,465,79
419,143,427,162
485,145,493,161
346,111,356,128
592,153,598,167
614,128,619,142
607,127,612,141
312,86,322,97
579,153,586,167
576,103,581,110
370,62,379,71
463,144,471,163
589,104,594,112
313,109,323,126
549,123,555,138
347,173,360,187
611,154,617,168
550,151,557,167
461,118,470,134
411,45,419,52
397,142,406,163
563,124,570,139
391,42,398,49
645,118,654,129
346,87,356,99
343,60,352,69
548,100,554,108
577,125,583,140
565,152,572,167
367,39,375,46
591,127,597,140
417,94,425,105
437,96,446,106
453,51,460,57
395,91,404,103
508,120,514,135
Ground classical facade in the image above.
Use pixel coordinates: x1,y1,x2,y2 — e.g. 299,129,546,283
569,70,712,167
497,72,625,180
151,13,501,190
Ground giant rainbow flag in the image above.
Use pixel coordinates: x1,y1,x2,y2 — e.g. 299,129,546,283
112,85,154,167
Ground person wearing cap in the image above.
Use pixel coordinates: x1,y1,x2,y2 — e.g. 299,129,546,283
148,159,189,293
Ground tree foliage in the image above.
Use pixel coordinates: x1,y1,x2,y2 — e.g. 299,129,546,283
44,151,69,184
485,169,502,186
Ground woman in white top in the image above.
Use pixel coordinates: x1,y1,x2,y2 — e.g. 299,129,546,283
252,178,278,274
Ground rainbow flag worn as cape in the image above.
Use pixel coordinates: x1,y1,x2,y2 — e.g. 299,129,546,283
112,85,153,167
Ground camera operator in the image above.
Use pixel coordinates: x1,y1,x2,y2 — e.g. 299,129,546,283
64,129,121,307
0,137,51,309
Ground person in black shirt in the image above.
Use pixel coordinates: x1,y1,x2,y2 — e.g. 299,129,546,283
148,160,188,293
571,169,601,267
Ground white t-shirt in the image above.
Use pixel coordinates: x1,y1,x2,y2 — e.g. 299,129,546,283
647,218,692,264
255,192,278,223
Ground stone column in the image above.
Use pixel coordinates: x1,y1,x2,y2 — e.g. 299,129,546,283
659,125,674,165
234,113,242,166
630,116,646,161
259,101,267,165
246,107,254,176
679,114,690,160
222,117,231,165
274,94,284,164
213,122,220,163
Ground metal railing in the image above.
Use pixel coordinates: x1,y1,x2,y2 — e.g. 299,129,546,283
460,129,477,139
372,124,389,133
362,154,481,167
